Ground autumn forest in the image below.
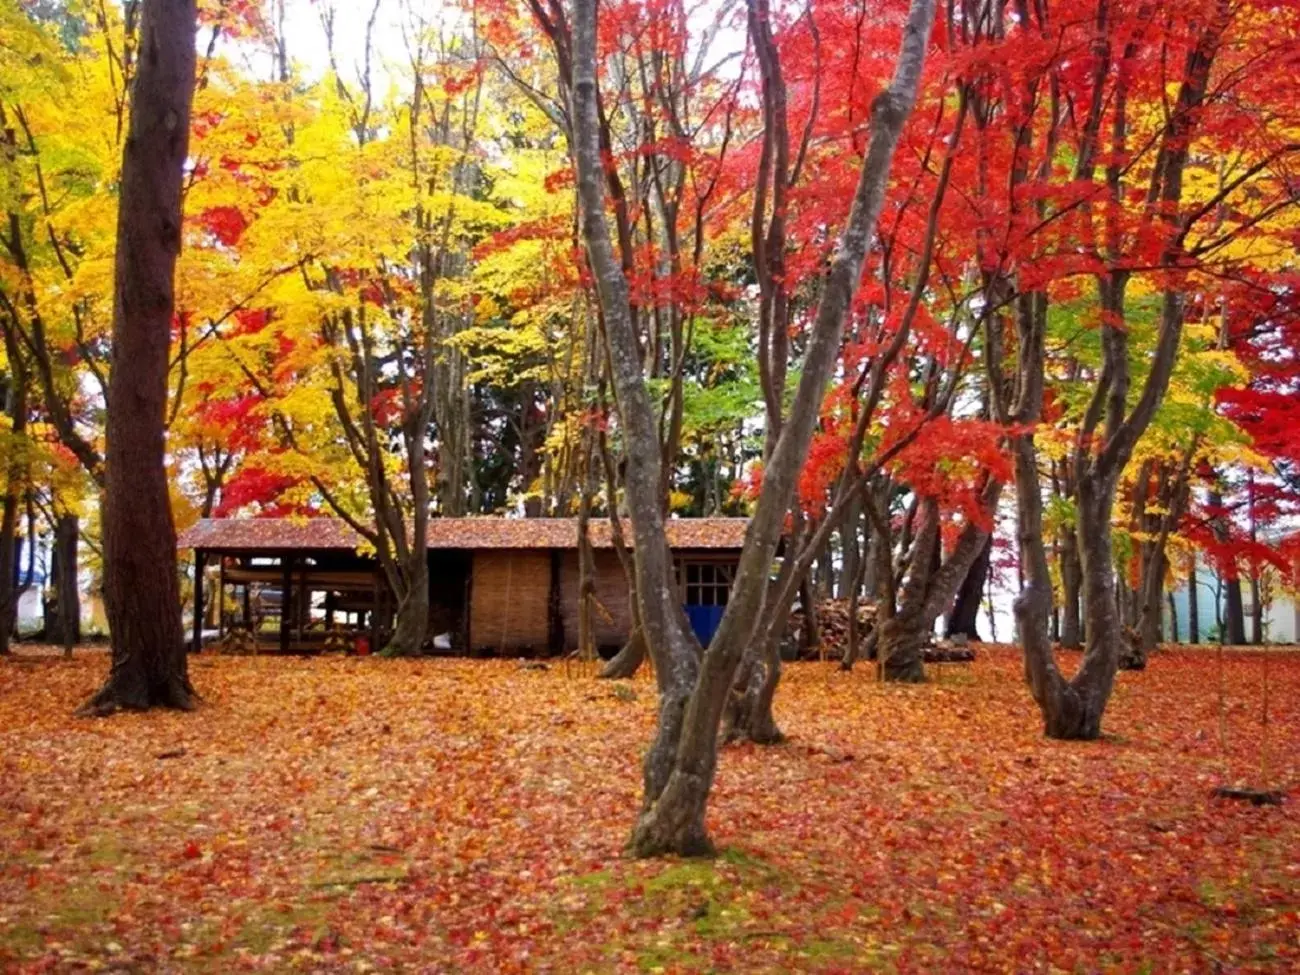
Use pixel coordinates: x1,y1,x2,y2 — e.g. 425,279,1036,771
1,0,1298,970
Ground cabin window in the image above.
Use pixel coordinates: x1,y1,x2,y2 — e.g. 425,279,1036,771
681,561,733,607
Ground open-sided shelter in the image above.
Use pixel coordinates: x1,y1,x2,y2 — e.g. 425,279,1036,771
178,517,748,656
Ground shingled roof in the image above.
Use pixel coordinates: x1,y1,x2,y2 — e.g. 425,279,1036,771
178,516,750,552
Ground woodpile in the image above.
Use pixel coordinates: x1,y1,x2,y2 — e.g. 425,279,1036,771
788,599,878,661
921,637,977,664
214,627,259,655
787,599,976,664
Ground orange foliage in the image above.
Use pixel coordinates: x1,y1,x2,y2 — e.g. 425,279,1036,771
0,649,1295,972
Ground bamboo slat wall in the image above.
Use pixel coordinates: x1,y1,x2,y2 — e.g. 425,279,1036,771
469,550,552,652
559,550,634,651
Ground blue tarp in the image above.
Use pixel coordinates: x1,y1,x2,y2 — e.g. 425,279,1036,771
684,604,726,645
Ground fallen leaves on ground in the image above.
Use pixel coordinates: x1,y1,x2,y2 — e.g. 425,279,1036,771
0,647,1296,973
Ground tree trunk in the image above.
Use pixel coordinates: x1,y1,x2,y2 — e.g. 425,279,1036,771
0,338,26,656
725,556,801,743
0,489,17,656
797,577,820,658
840,545,872,670
1186,554,1199,643
80,0,198,716
48,513,80,654
1058,529,1082,649
724,624,785,745
839,500,861,600
1066,483,1124,735
601,625,646,678
876,493,996,681
946,535,990,641
382,553,430,655
1223,577,1246,645
1249,575,1263,645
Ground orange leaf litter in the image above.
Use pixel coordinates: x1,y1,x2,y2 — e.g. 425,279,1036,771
1,647,1295,973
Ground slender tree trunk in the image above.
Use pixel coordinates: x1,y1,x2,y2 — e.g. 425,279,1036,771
839,500,861,600
0,336,27,656
1167,590,1178,644
798,576,820,658
841,546,872,670
1208,488,1246,644
1223,577,1246,645
1059,529,1082,648
1249,576,1263,645
80,0,198,716
1187,554,1200,643
0,490,17,656
48,514,80,654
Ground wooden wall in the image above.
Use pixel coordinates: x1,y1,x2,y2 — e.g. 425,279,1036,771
469,550,552,652
559,549,634,652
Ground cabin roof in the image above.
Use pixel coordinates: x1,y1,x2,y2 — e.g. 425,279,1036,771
178,516,749,552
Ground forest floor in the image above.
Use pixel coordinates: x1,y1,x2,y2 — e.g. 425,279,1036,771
0,646,1296,973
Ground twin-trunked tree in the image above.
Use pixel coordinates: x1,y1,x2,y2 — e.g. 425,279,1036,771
564,0,937,855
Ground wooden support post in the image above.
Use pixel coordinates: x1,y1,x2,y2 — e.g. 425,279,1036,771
548,549,564,656
192,549,205,654
298,560,308,638
217,557,226,639
462,555,474,655
370,575,379,651
280,555,292,654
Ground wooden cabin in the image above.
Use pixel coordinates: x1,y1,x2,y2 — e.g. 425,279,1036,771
178,517,748,656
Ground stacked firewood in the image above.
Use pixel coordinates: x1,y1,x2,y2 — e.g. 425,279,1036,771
787,598,976,664
788,599,878,660
214,627,259,655
920,637,976,664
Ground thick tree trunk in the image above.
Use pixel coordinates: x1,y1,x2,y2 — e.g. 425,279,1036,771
1067,483,1124,733
876,614,928,682
1017,443,1117,741
80,0,198,716
876,493,995,681
724,628,785,745
382,552,429,656
946,535,991,641
601,626,646,678
725,558,800,743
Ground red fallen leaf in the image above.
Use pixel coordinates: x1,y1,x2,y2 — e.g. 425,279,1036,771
183,840,201,860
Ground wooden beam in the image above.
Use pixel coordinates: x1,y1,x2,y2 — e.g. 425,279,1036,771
217,557,226,640
280,556,292,655
547,549,564,655
192,549,205,654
